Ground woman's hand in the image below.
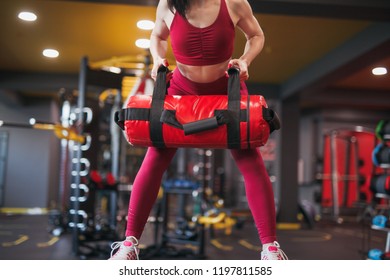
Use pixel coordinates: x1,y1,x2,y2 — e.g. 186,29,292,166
151,58,172,81
228,59,249,81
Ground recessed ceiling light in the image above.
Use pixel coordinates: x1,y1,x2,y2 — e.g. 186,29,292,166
137,20,155,30
107,66,121,74
372,67,387,76
135,39,150,49
43,49,59,58
18,11,37,22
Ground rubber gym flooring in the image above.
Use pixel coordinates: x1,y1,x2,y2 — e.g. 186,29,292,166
0,213,386,260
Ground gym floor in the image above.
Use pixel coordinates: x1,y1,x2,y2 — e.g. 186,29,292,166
0,212,386,260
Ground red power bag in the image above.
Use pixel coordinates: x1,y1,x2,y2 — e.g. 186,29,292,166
115,67,280,149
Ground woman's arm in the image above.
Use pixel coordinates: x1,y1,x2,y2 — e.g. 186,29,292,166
149,0,171,80
228,0,265,81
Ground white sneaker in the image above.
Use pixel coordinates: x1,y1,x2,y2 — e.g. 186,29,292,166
108,236,139,260
261,241,288,260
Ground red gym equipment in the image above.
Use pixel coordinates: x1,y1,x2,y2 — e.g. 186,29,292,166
321,128,378,221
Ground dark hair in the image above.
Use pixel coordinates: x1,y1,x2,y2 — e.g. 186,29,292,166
167,0,189,18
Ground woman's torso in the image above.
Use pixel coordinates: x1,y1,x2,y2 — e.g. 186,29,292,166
165,0,239,83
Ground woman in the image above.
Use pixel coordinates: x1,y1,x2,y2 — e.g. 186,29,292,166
109,0,287,260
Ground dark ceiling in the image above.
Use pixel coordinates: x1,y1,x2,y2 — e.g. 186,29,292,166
0,0,389,109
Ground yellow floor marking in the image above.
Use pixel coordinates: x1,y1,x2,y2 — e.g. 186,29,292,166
276,223,301,230
2,235,29,247
210,239,233,251
36,237,59,248
0,207,48,215
184,244,199,251
238,239,262,251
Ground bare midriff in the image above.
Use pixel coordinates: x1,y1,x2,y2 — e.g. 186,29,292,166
175,59,230,83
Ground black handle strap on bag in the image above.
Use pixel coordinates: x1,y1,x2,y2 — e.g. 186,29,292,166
160,109,235,136
262,107,281,133
149,65,169,148
226,67,241,149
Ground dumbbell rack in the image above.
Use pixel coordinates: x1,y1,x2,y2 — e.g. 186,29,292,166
368,120,390,260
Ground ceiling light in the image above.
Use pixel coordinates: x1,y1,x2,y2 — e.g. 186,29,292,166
135,39,150,49
42,49,59,58
18,11,37,22
104,66,121,74
137,20,155,30
372,67,387,76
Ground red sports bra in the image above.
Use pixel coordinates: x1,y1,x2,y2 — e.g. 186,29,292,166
170,0,235,66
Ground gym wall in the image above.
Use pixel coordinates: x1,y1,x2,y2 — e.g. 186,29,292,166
0,99,60,208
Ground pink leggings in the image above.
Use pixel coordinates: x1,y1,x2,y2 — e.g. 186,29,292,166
125,70,277,244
